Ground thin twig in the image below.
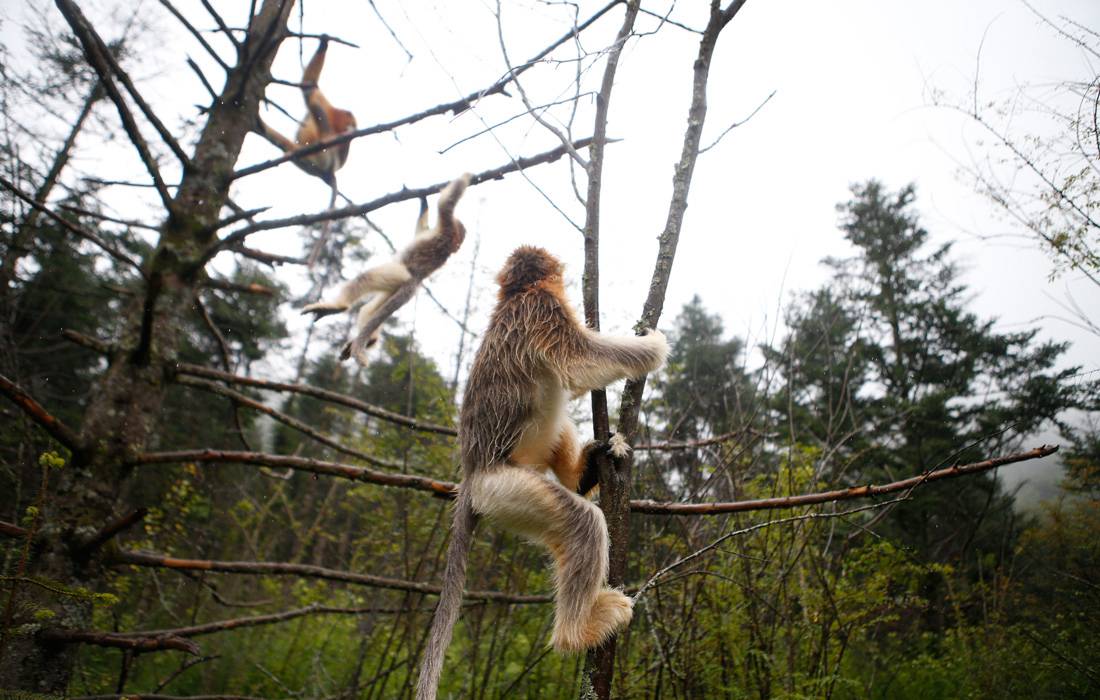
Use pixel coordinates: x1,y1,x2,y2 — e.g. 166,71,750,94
0,175,145,275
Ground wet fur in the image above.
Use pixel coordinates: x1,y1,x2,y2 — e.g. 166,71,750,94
416,246,668,699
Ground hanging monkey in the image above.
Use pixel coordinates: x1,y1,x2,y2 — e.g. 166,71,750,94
415,246,669,700
257,35,356,266
302,173,471,365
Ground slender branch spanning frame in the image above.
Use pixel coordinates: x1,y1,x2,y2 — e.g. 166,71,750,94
132,449,456,496
116,603,440,640
131,445,1056,516
111,550,551,604
205,138,596,264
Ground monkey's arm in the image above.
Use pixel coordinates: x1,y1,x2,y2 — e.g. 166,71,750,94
300,37,337,137
559,329,669,395
256,118,297,153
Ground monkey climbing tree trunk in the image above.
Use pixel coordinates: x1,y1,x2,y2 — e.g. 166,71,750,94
580,2,749,697
0,1,295,690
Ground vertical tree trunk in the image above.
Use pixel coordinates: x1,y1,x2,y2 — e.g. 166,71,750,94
0,1,295,691
583,2,746,697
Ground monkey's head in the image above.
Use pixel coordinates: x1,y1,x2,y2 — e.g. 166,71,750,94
497,246,564,298
334,109,357,134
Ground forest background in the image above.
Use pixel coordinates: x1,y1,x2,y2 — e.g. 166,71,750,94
0,1,1098,698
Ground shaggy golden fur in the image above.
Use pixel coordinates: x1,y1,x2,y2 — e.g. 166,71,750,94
416,246,668,700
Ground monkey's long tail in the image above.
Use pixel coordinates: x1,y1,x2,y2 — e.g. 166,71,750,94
416,486,477,700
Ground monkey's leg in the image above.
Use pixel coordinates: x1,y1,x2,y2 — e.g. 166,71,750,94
547,419,584,493
302,261,411,318
337,292,392,365
468,467,632,652
340,278,418,364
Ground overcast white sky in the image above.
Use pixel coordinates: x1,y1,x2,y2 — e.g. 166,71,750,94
4,0,1098,497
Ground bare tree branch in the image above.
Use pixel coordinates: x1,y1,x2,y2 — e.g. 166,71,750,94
174,363,456,436
0,175,145,275
111,550,551,604
175,375,407,469
212,138,595,260
39,628,200,655
633,497,909,604
0,373,84,452
634,428,762,451
158,0,229,71
202,279,275,296
55,0,175,210
0,522,29,539
75,509,148,554
132,449,456,496
631,445,1059,514
118,603,437,640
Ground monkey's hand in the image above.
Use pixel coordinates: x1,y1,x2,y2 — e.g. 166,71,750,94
577,434,632,495
301,301,349,319
607,433,632,459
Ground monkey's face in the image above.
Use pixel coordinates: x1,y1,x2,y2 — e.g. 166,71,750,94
497,246,564,297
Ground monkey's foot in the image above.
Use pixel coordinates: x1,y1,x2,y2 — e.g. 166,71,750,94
550,588,633,654
607,433,631,459
339,336,378,365
301,301,348,319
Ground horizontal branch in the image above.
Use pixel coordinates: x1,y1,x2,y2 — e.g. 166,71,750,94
202,279,275,297
132,449,456,496
76,508,148,554
73,695,265,700
174,363,456,436
119,603,434,640
0,521,29,539
630,445,1059,515
232,0,620,181
208,137,595,260
634,428,759,452
132,445,1056,517
39,628,199,655
175,375,406,469
230,244,304,266
112,550,551,605
0,373,84,452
